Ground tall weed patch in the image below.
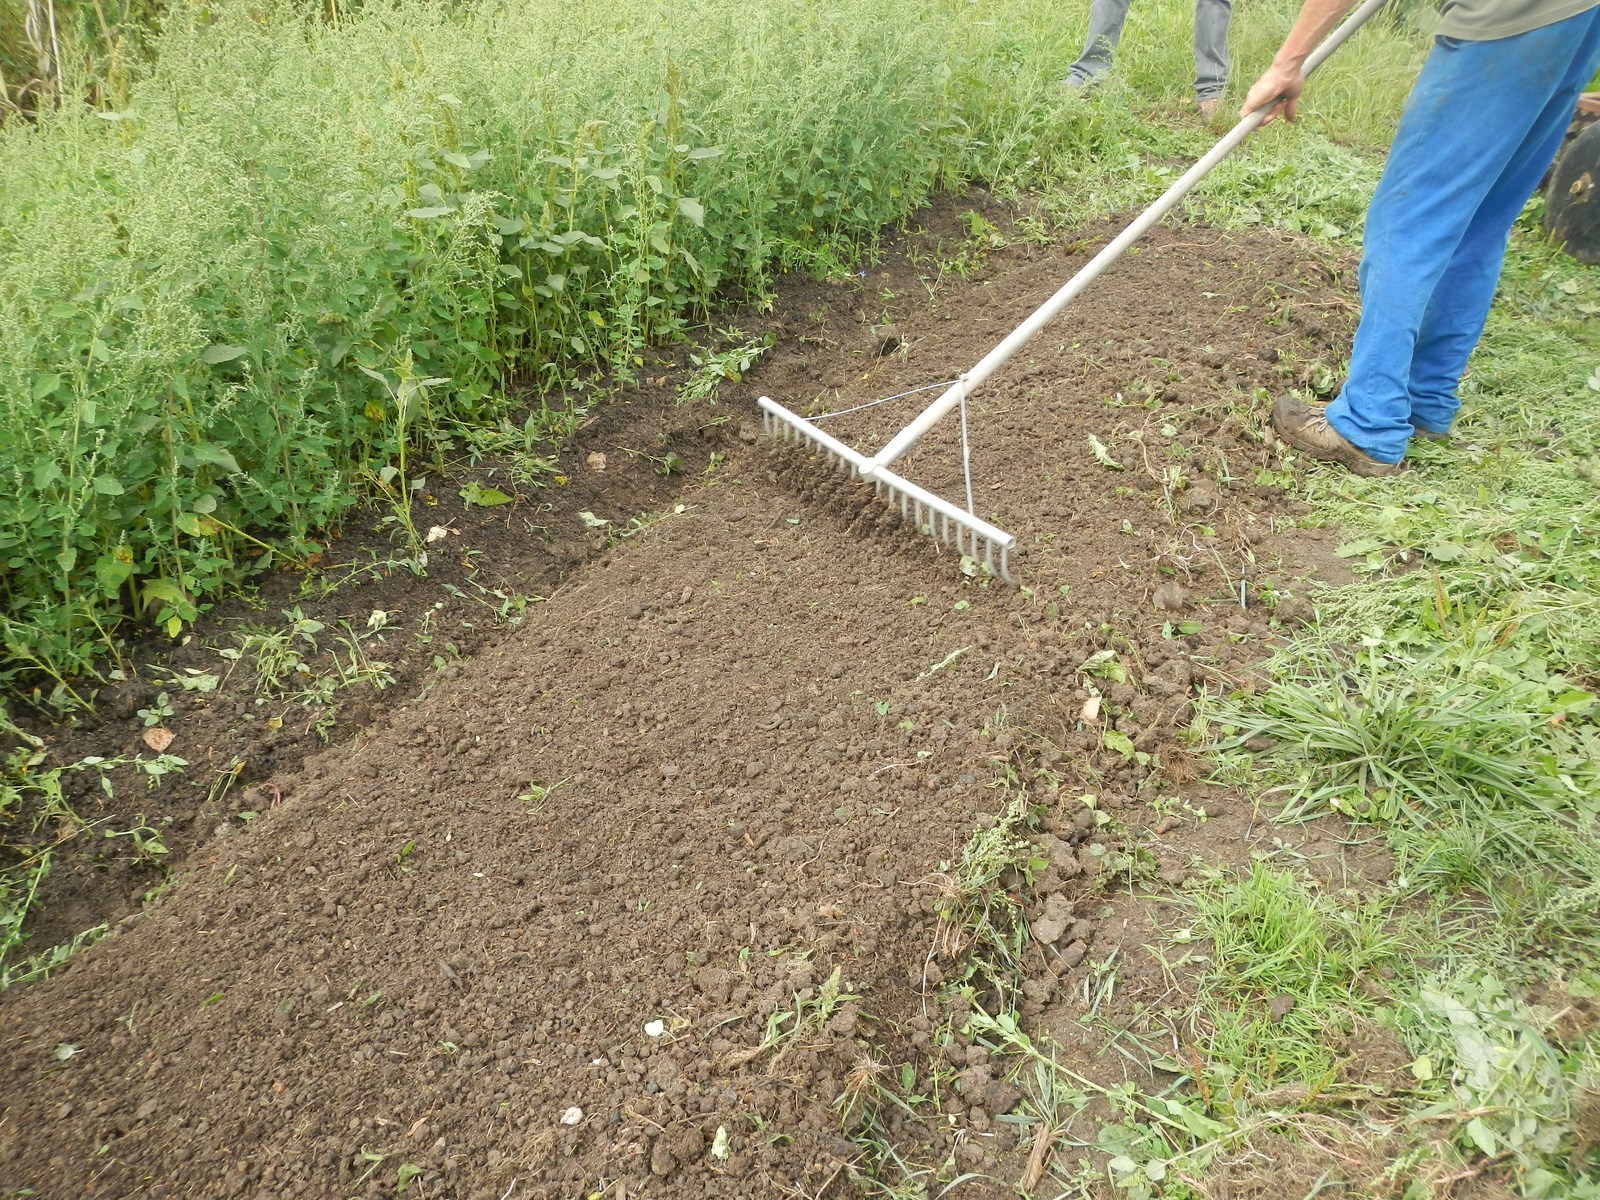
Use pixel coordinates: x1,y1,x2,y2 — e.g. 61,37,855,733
0,0,966,684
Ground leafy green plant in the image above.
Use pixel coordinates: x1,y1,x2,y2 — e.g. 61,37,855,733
103,814,169,865
0,0,1430,694
135,691,174,727
221,608,326,697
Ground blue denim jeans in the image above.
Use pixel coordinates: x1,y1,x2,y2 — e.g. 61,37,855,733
1067,0,1232,100
1327,10,1600,462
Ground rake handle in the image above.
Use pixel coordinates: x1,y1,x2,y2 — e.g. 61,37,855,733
863,0,1392,474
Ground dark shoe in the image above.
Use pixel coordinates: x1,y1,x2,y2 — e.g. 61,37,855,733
1197,98,1220,122
1272,397,1403,477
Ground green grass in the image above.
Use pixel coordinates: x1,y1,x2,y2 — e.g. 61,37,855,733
1190,862,1409,1087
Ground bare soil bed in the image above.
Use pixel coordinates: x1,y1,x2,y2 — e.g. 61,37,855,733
1,197,1366,1198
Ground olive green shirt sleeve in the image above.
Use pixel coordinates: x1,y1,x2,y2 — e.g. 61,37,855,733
1435,0,1599,41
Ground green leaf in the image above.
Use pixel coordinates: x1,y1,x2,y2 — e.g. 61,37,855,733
32,373,62,400
676,197,705,227
1102,729,1136,760
176,512,202,536
191,444,243,474
92,475,125,496
1155,1097,1228,1139
1079,649,1126,682
1336,538,1385,558
142,578,188,607
1088,434,1124,470
407,206,455,219
460,481,513,507
94,550,134,596
1464,1117,1498,1157
201,344,248,364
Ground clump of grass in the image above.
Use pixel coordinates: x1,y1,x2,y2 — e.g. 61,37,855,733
1214,641,1600,953
922,796,1039,1006
1189,861,1408,1088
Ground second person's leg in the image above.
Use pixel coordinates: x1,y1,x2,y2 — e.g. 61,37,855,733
1068,0,1136,86
1193,0,1232,103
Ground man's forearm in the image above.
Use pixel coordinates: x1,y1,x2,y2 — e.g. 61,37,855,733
1272,0,1361,70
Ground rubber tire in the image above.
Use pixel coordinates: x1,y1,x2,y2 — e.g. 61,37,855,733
1544,119,1600,266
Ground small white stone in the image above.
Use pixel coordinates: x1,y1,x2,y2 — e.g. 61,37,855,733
643,1020,666,1038
560,1106,583,1126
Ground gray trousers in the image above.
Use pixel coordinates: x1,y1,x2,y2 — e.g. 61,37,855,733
1067,0,1232,100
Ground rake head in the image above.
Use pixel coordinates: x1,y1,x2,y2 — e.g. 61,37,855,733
758,396,1015,582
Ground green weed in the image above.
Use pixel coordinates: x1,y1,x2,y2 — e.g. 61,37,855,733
676,331,772,405
924,798,1039,1006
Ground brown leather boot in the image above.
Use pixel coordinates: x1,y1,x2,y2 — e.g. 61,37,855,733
1272,397,1403,477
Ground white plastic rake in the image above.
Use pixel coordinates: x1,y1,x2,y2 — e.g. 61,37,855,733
759,0,1388,583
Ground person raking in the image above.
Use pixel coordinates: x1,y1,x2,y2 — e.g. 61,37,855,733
1246,0,1600,476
